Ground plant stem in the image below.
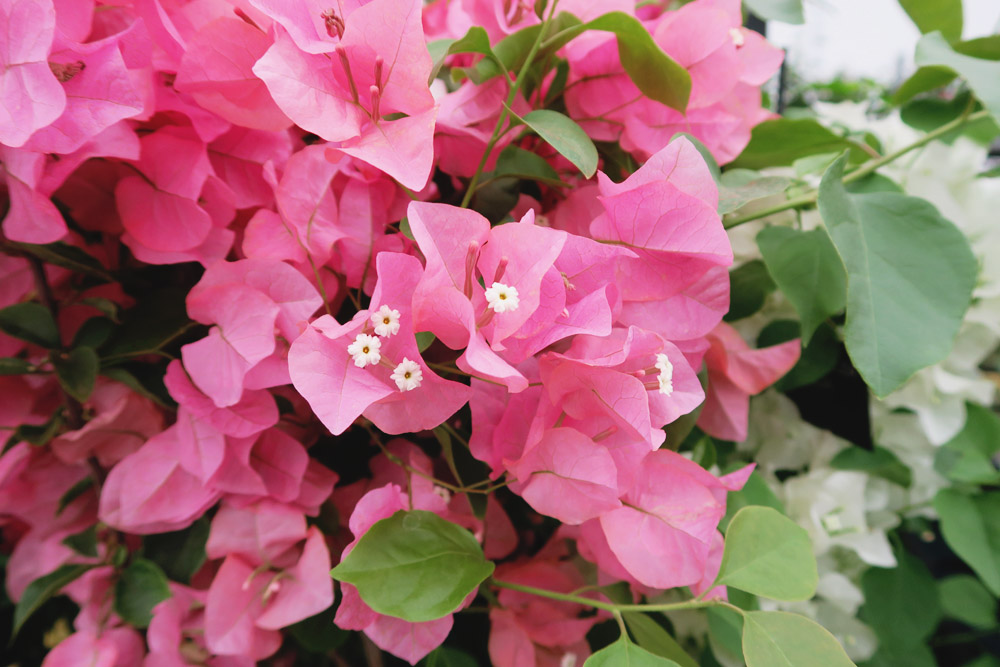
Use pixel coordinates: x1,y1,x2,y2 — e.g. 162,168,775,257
459,0,561,208
491,578,731,614
723,109,991,229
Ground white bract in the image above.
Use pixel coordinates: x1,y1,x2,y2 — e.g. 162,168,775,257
655,353,674,395
391,358,423,391
347,333,381,368
370,304,401,337
484,282,519,313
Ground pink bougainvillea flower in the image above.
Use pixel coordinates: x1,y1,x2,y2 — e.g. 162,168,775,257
253,0,436,188
99,425,221,534
599,450,751,589
1,146,67,243
164,360,279,438
41,627,144,667
290,252,470,435
697,321,801,441
175,17,292,132
206,500,308,567
0,0,66,147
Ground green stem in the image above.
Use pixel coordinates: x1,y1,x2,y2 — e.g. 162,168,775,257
491,579,732,615
459,0,561,208
723,109,990,230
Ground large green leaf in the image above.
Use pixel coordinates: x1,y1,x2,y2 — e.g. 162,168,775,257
0,303,60,349
830,445,912,488
113,558,172,628
488,144,567,187
744,0,804,24
934,489,1000,596
718,169,792,215
724,260,776,322
742,611,856,667
585,637,681,666
915,32,1000,124
939,575,998,629
934,402,1000,485
756,226,846,345
52,346,99,402
731,119,866,170
715,506,817,601
859,551,942,650
13,563,95,638
720,470,785,532
817,154,977,397
899,0,963,42
623,612,699,667
8,241,113,282
330,510,494,622
519,109,598,178
892,66,957,105
142,517,210,584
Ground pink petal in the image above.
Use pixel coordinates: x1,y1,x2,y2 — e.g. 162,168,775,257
204,555,283,659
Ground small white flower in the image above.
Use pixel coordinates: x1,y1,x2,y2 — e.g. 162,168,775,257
347,333,381,368
432,485,452,503
370,304,401,337
484,282,519,313
655,352,674,396
391,357,423,391
729,27,745,47
560,653,578,667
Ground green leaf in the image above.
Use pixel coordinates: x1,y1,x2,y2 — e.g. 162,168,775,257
742,611,856,667
13,563,95,638
100,366,172,409
759,320,840,392
934,402,1000,485
744,0,804,24
8,241,113,282
56,476,93,515
142,518,210,584
915,31,1000,124
288,606,349,654
707,606,745,663
756,226,846,345
62,525,99,558
0,303,60,349
78,297,121,322
724,260,776,322
934,489,1000,596
720,470,785,532
52,346,99,402
584,637,682,666
584,12,691,112
102,288,194,361
428,26,503,83
421,646,479,667
899,0,963,41
623,612,699,667
519,110,598,178
717,170,792,215
415,331,436,353
715,506,817,601
859,550,942,650
490,144,567,187
817,154,977,397
0,357,35,375
72,317,114,350
891,66,958,105
113,558,172,628
330,510,495,622
5,411,63,452
731,119,867,170
939,575,998,629
830,445,912,488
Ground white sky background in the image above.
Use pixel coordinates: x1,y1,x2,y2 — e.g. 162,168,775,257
768,0,1000,84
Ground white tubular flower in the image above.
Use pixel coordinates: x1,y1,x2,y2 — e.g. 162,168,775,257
370,304,401,337
391,357,423,391
347,333,381,368
655,353,674,396
484,282,519,313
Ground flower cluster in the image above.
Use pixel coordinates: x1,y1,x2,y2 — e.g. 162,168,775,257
0,0,794,664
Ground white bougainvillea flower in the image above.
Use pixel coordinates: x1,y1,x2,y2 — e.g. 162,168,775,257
484,282,519,313
655,353,674,396
390,357,423,391
347,333,381,368
370,305,401,337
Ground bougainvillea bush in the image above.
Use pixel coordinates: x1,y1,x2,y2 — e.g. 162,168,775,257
1,0,996,664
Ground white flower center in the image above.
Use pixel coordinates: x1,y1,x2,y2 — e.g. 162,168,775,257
391,357,423,391
370,304,401,337
484,282,520,313
655,353,674,396
347,333,382,368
